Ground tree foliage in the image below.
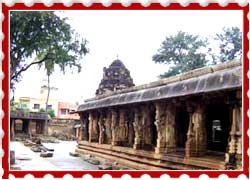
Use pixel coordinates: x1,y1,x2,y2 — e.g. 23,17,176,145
153,31,207,78
10,11,88,89
209,27,242,64
47,109,55,118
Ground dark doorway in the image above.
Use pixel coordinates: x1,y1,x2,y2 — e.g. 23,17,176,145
150,106,157,147
206,104,230,152
15,119,23,133
175,108,189,148
82,113,89,141
36,121,43,134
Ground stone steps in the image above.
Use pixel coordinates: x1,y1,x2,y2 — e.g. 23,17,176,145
77,142,225,170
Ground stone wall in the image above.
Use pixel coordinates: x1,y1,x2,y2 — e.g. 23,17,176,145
48,119,80,140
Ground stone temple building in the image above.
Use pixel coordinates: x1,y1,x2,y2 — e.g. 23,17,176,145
95,59,134,95
75,59,242,170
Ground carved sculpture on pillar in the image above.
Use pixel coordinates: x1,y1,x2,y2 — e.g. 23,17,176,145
88,111,99,142
111,109,119,146
98,111,106,144
185,105,195,158
155,102,166,154
193,105,206,156
165,104,176,153
142,105,153,147
186,104,206,157
133,106,143,149
226,90,242,169
105,111,112,144
128,110,135,147
119,109,129,145
88,112,94,143
235,90,242,170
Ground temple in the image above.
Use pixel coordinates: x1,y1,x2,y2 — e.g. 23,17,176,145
75,59,242,170
95,59,134,95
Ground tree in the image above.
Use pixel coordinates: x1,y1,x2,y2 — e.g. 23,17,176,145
152,31,207,78
209,27,242,64
47,109,55,118
10,11,88,89
11,11,89,134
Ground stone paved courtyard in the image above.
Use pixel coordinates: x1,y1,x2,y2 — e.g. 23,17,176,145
10,141,99,170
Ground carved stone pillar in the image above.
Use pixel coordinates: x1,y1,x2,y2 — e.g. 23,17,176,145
154,102,166,154
185,105,195,158
119,109,128,144
235,90,242,169
133,106,143,149
111,109,119,146
235,106,242,169
193,105,206,156
227,90,242,169
88,112,94,142
98,111,106,144
185,104,206,157
165,104,176,153
141,105,151,147
128,110,135,147
105,111,112,144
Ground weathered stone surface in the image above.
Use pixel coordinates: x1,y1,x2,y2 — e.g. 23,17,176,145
185,104,206,157
155,103,166,154
88,112,99,142
95,59,134,95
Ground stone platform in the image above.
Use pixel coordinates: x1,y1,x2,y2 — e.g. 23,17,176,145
77,141,225,170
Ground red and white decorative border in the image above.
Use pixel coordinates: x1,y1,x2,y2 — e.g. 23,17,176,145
1,1,249,179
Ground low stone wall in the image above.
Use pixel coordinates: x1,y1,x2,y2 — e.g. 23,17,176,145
48,119,80,140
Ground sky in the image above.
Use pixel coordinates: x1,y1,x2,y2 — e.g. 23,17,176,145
13,10,243,104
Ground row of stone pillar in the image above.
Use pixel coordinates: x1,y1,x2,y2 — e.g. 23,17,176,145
79,94,242,168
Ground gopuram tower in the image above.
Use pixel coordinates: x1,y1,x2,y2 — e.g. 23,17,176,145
96,59,134,95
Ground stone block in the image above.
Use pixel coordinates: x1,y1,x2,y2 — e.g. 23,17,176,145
40,152,53,158
69,152,79,157
31,146,42,152
87,158,100,165
98,164,112,170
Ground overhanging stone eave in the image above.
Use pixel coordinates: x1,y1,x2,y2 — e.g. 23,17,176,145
77,65,242,113
77,85,241,113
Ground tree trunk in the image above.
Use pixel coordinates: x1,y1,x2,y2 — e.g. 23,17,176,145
44,74,51,135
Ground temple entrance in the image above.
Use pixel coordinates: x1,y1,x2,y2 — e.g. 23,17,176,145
175,108,189,148
206,104,230,152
